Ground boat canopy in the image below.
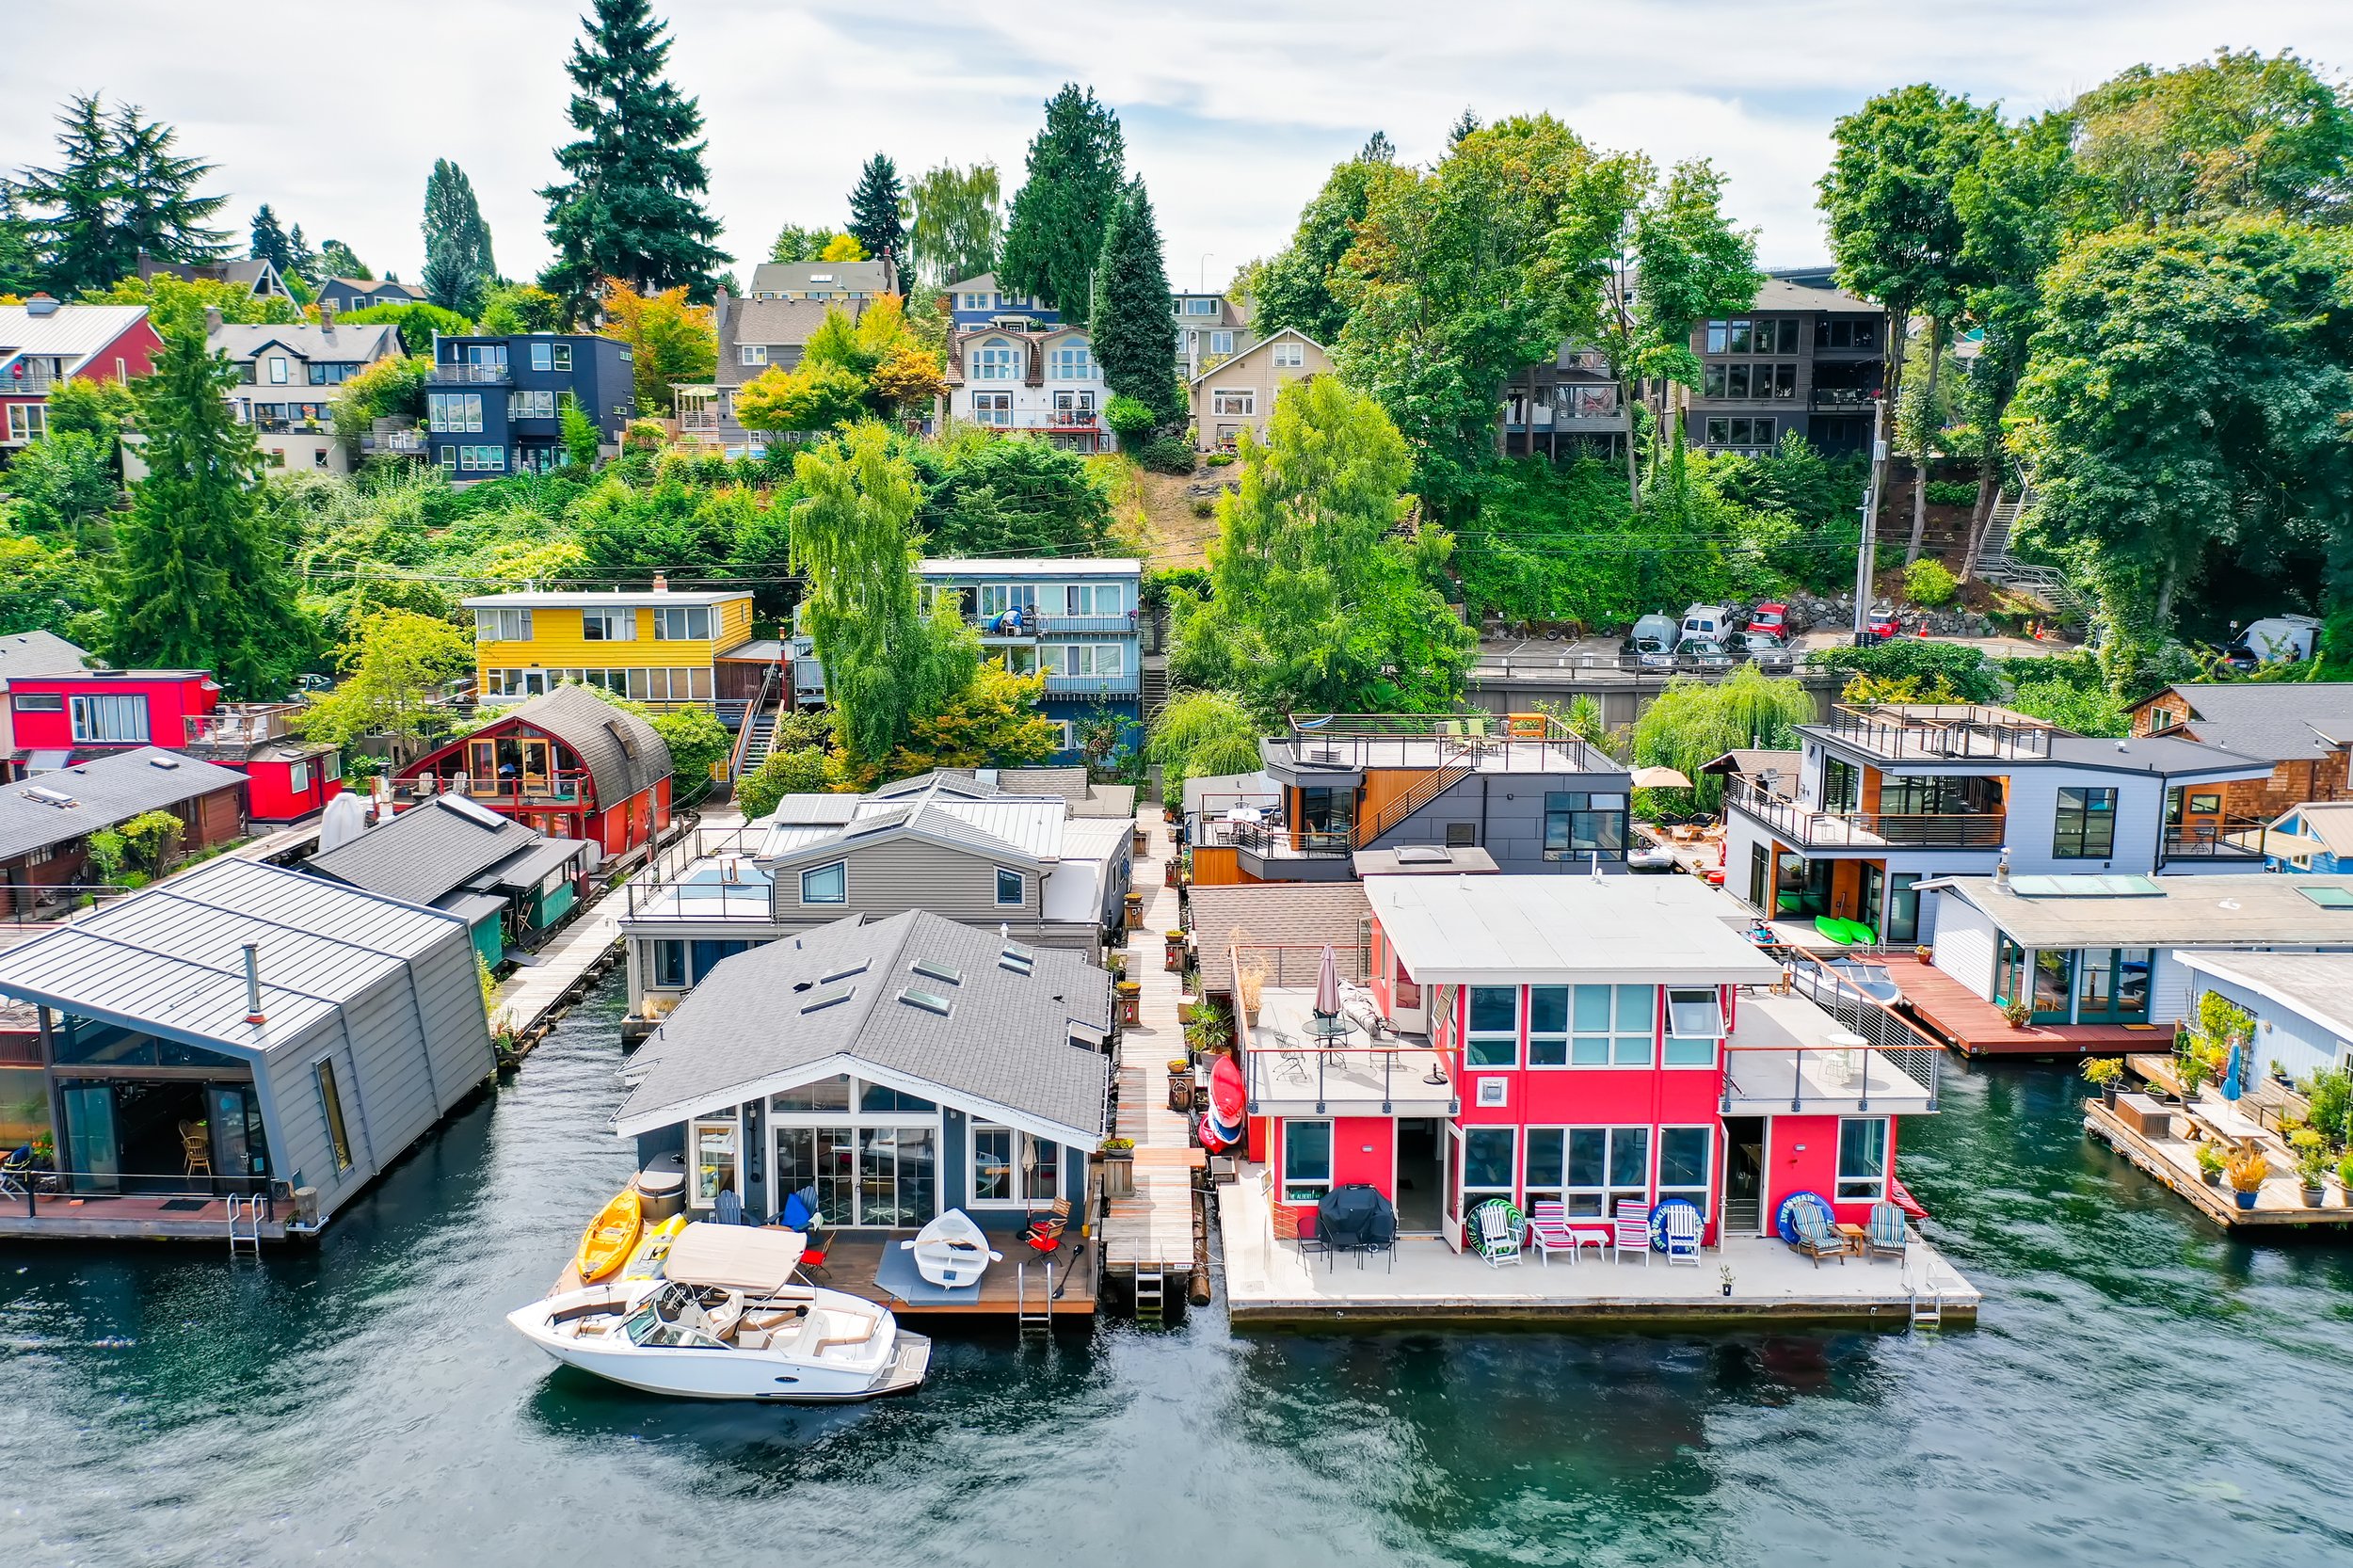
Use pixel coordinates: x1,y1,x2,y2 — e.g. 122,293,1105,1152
662,1223,806,1296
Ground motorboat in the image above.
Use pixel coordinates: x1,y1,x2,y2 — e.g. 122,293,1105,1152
1785,950,1903,1009
510,1223,930,1402
900,1208,1000,1288
1626,842,1679,873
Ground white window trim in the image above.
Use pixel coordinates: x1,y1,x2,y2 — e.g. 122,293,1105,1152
1655,1123,1715,1209
1280,1117,1335,1204
967,1121,1061,1209
741,344,768,365
1835,1117,1890,1203
1663,985,1724,1066
689,1113,741,1209
1558,1123,1652,1218
1463,984,1519,1070
1551,982,1657,1069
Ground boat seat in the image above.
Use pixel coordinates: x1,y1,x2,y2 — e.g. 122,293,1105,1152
789,1307,882,1355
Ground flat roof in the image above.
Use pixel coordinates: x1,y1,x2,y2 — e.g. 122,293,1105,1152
915,559,1141,576
1936,873,2353,949
2174,951,2353,1040
458,589,749,608
1366,874,1781,985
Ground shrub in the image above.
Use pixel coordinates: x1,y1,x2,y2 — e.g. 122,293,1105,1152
1103,394,1159,442
1140,437,1196,475
1192,499,1214,518
1904,557,1958,607
1924,479,1979,507
1806,640,1998,701
1206,451,1235,467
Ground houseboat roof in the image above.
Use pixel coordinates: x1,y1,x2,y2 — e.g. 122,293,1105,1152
613,908,1112,1140
924,765,1136,817
1190,882,1370,1000
2135,682,2353,763
2273,802,2353,857
915,558,1142,577
1353,844,1499,875
449,685,671,808
457,588,750,608
0,857,467,1053
1806,704,2268,777
0,748,247,863
1931,872,2353,949
301,793,547,906
2175,951,2353,1041
0,630,88,685
759,773,1114,865
1366,874,1781,985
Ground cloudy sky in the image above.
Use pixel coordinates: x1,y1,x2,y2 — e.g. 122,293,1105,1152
5,1,2351,290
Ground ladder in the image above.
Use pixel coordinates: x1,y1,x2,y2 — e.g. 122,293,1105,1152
1132,1267,1166,1326
227,1194,264,1256
1016,1259,1053,1339
1910,1289,1943,1330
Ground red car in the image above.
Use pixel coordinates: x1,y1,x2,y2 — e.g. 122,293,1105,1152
1866,608,1903,639
1746,601,1788,636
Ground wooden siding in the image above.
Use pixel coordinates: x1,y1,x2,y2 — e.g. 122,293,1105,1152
1188,845,1253,886
773,838,1039,924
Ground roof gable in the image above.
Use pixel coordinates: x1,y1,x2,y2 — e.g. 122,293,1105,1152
1189,327,1325,388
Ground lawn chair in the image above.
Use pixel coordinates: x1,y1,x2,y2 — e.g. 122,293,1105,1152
1019,1198,1074,1258
713,1188,746,1225
0,1145,31,1203
1271,1198,1331,1269
1470,1198,1524,1268
1865,1201,1909,1263
1527,1200,1605,1265
1789,1204,1848,1267
1662,1204,1702,1266
1611,1202,1653,1265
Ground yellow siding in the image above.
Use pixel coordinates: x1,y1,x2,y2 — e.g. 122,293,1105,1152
473,596,755,690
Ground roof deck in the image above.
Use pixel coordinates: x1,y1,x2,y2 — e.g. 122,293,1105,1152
1721,990,1940,1116
1268,712,1622,778
1243,985,1452,1117
1818,703,2057,762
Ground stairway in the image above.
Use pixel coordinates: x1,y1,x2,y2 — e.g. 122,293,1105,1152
1140,660,1168,715
1355,757,1472,848
737,712,778,775
1974,488,2089,635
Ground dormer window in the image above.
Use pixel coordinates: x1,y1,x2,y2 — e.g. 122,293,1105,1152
741,344,768,365
1184,297,1218,315
971,340,1018,380
1048,337,1094,380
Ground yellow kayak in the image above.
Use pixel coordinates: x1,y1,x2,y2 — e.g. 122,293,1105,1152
575,1187,643,1283
618,1213,687,1282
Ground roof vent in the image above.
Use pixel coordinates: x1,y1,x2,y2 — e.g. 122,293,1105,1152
148,756,181,770
24,294,58,316
22,786,77,808
897,986,952,1017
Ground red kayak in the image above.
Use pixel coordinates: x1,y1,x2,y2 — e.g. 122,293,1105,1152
1209,1054,1246,1124
1889,1177,1929,1221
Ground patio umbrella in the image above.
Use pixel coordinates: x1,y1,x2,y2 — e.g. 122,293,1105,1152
1314,944,1341,1017
2220,1038,2245,1101
1630,765,1692,789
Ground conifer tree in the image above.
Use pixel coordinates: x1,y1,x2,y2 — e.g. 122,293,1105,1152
1091,181,1178,422
108,318,311,696
845,153,907,280
999,85,1126,325
285,223,319,281
540,0,728,309
14,94,228,295
248,204,293,272
422,158,497,318
318,239,370,280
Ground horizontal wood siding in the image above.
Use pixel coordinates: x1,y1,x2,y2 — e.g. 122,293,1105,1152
262,1019,354,1210
775,839,1037,923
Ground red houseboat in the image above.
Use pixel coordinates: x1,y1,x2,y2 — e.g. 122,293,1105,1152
392,685,672,861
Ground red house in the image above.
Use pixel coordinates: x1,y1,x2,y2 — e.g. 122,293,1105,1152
1238,874,1938,1252
5,668,342,824
392,685,672,861
1,298,162,454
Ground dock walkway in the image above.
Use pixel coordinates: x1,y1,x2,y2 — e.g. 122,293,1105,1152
491,901,621,1041
1900,958,2162,1056
1102,812,1203,1273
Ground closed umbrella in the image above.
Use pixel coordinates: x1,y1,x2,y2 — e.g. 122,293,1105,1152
2220,1038,2244,1101
1315,944,1340,1017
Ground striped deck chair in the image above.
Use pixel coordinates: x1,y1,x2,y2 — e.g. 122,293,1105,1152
1865,1201,1909,1262
1790,1204,1848,1267
1611,1202,1653,1265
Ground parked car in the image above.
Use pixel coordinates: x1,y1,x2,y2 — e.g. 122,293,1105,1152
1746,601,1789,637
2223,613,2320,671
1628,613,1678,648
1623,633,1676,670
1866,607,1903,640
1731,630,1795,672
1677,604,1737,646
1675,637,1735,672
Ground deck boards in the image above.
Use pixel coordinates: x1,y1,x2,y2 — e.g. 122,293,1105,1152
1102,815,1203,1272
1899,959,2162,1056
0,1192,286,1242
492,901,621,1036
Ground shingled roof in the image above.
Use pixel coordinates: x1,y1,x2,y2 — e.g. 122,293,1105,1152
496,685,671,808
0,747,247,863
2144,683,2353,765
301,794,544,906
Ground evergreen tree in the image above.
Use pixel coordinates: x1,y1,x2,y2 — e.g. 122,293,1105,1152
907,162,1001,289
1091,181,1178,423
285,222,319,281
422,158,497,318
1360,131,1396,163
540,0,728,309
1448,108,1482,150
14,94,229,296
999,84,1126,325
846,153,907,279
248,204,293,271
107,318,311,696
768,223,834,264
0,188,39,296
318,238,370,280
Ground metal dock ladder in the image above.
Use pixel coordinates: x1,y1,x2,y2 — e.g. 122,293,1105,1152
227,1195,264,1256
1016,1259,1054,1340
1132,1268,1166,1326
1910,1289,1943,1331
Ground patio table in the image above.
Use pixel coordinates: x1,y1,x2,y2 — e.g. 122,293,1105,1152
2185,1092,2266,1146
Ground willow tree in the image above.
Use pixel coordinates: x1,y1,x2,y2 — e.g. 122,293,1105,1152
792,424,977,764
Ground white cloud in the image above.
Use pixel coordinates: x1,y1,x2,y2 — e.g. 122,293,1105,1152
4,0,2350,286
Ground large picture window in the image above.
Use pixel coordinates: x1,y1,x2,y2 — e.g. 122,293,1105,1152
1657,1127,1711,1208
800,862,847,904
1544,792,1626,859
1462,1127,1515,1208
426,392,483,432
70,693,148,744
651,606,712,641
580,609,636,641
473,608,533,642
1571,984,1653,1065
1283,1119,1333,1203
970,341,1018,380
1047,338,1094,379
1564,1126,1649,1217
1465,985,1518,1067
1836,1117,1889,1201
971,1125,1058,1206
2053,787,2117,859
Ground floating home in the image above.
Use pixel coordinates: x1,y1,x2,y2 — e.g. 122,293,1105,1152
392,684,672,863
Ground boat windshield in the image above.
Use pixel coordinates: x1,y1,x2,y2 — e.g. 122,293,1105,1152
621,1305,728,1350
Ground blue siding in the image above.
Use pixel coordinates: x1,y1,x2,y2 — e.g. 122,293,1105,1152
424,333,632,478
2192,974,2351,1079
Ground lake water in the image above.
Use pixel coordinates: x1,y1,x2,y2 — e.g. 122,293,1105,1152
6,975,2351,1567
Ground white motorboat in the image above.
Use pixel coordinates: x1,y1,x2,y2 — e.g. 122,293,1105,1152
901,1208,1000,1288
508,1223,930,1402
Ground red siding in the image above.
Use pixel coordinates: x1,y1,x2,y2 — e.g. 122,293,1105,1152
241,753,344,822
1766,1114,1898,1229
8,672,216,751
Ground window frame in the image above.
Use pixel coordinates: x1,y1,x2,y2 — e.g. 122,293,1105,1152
1569,983,1655,1067
2053,785,2119,859
1563,1124,1650,1218
740,344,768,366
473,607,534,643
580,608,638,642
314,1058,355,1174
1271,340,1305,368
995,867,1024,906
1282,1118,1334,1204
1209,388,1256,417
1657,1125,1713,1209
1836,1117,1889,1202
651,605,713,642
1461,1125,1516,1208
800,861,848,904
1663,986,1723,1065
1465,984,1519,1068
70,693,150,744
969,1122,1059,1208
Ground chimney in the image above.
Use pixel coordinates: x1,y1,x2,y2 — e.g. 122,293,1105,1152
651,573,669,594
24,293,58,317
318,296,335,328
1993,848,2011,890
242,942,267,1025
204,306,223,335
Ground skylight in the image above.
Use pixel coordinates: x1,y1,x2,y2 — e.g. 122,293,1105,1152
898,986,953,1017
911,960,963,986
800,986,856,1015
2007,874,2163,898
819,961,870,985
2297,885,2353,909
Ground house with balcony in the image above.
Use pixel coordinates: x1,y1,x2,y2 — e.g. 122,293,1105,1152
1502,344,1632,462
676,286,892,456
424,332,631,479
1187,713,1633,887
313,276,424,314
208,314,403,474
460,585,759,715
1684,270,1885,456
944,273,1059,331
919,557,1142,758
2127,682,2353,817
1189,329,1330,451
1233,873,1942,1258
391,684,672,862
0,297,161,456
1172,289,1256,381
8,667,341,822
1721,703,2278,952
943,323,1113,452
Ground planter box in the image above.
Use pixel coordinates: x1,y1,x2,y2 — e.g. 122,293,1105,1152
1102,1153,1135,1198
2113,1093,2171,1140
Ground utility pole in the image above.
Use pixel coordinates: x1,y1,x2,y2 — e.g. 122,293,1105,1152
1853,396,1888,643
1199,253,1214,293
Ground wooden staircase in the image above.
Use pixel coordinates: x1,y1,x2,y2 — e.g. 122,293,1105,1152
1355,752,1472,848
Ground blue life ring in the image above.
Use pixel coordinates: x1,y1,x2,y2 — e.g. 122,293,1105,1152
1775,1190,1835,1243
1649,1197,1702,1251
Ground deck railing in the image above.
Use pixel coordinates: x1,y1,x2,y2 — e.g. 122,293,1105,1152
1823,703,2055,760
429,361,512,385
10,1171,290,1219
1278,712,1621,776
2161,819,2271,860
1725,777,2005,849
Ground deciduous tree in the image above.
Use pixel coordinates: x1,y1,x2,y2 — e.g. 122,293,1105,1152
1147,689,1263,795
767,223,836,264
908,162,1001,289
597,277,715,409
2072,49,2353,230
999,85,1126,325
1247,134,1396,349
296,607,476,762
882,661,1059,780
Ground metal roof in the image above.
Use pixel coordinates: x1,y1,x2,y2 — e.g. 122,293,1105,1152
614,909,1112,1139
0,858,467,1053
1939,872,2353,948
0,747,248,862
2175,951,2353,1040
1365,874,1782,985
301,794,545,905
0,304,148,369
469,834,592,891
757,775,1070,865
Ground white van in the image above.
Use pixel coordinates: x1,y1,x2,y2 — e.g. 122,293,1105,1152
1678,604,1736,646
2225,614,2320,670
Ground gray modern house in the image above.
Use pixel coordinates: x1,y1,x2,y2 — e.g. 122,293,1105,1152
1684,268,1885,456
0,857,496,1240
613,908,1111,1234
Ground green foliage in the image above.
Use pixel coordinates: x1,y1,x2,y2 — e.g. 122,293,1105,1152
650,703,730,790
113,809,184,878
733,297,940,432
248,203,294,274
767,224,840,264
12,94,230,296
43,376,137,445
562,399,602,470
1170,376,1473,715
1999,650,2130,736
1147,690,1264,795
1249,135,1394,345
913,434,1110,556
330,354,431,453
1138,436,1196,475
2072,50,2353,230
883,660,1060,780
598,278,716,409
1806,639,1999,701
999,84,1127,325
109,315,313,696
339,300,472,354
2302,1064,2351,1150
540,0,728,308
88,271,301,336
0,518,104,643
1904,557,1958,606
317,238,369,280
1091,181,1178,422
569,474,755,579
421,159,497,318
1,429,117,544
1103,395,1159,442
296,607,475,760
736,744,837,819
1818,84,1993,328
907,163,1001,290
1924,480,1980,507
846,153,907,277
478,282,566,334
1631,667,1815,809
737,357,867,432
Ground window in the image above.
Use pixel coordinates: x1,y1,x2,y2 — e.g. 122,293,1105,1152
1543,791,1626,859
996,867,1024,905
7,404,47,442
1524,1127,1567,1208
1571,984,1654,1065
692,1117,738,1208
1462,1126,1515,1207
801,861,847,904
1705,417,1773,448
1657,1127,1711,1208
2185,791,2220,813
1465,985,1518,1067
1209,389,1255,416
977,584,1037,618
509,389,556,419
1836,1117,1888,1201
266,357,288,384
1816,317,1881,351
315,1060,354,1173
1050,389,1095,423
288,759,312,794
1664,987,1722,1064
971,1125,1059,1205
740,344,768,366
1445,822,1478,847
1041,643,1125,677
651,605,712,640
970,340,1018,380
2054,786,2118,858
1184,297,1218,315
426,392,483,432
530,343,553,371
1209,330,1234,356
1565,1126,1648,1217
1062,583,1122,616
1283,1118,1333,1203
1048,338,1094,379
1563,384,1618,418
552,344,572,372
324,752,342,782
1272,339,1305,368
70,693,149,744
1527,985,1571,1066
12,691,62,713
581,608,636,641
971,391,1012,426
473,607,534,642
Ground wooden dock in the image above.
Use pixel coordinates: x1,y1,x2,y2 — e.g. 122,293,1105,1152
492,900,622,1044
551,1231,1097,1320
1102,813,1205,1282
0,1192,287,1244
2084,1095,2353,1231
1900,959,2165,1056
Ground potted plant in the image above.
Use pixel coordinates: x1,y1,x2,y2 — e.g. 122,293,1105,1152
2271,1059,2292,1087
1719,1264,1735,1298
1237,960,1266,1027
2001,999,2033,1031
1913,945,1934,964
2291,1129,2329,1207
2081,1056,2123,1109
2339,1148,2353,1208
2225,1147,2268,1212
2195,1143,2226,1187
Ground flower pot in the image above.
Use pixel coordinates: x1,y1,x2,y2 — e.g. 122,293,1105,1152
1720,1282,1734,1297
2101,1085,2120,1110
2301,1185,2326,1208
2202,1169,2223,1187
2233,1189,2259,1211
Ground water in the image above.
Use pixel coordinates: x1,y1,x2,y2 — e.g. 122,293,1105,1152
6,975,2351,1567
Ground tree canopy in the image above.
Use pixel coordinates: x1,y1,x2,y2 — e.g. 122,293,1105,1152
422,159,497,318
2072,49,2353,230
1091,181,1178,423
1245,134,1395,347
10,94,228,296
908,162,1001,289
597,277,716,410
847,153,908,279
999,85,1126,325
734,296,942,433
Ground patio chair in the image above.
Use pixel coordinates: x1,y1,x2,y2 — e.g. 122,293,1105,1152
1470,1198,1525,1268
713,1188,747,1225
1527,1200,1606,1265
1865,1202,1909,1263
1019,1198,1074,1258
1662,1205,1702,1267
178,1121,213,1179
1789,1204,1849,1268
0,1145,31,1203
1272,1198,1331,1269
1612,1202,1653,1265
